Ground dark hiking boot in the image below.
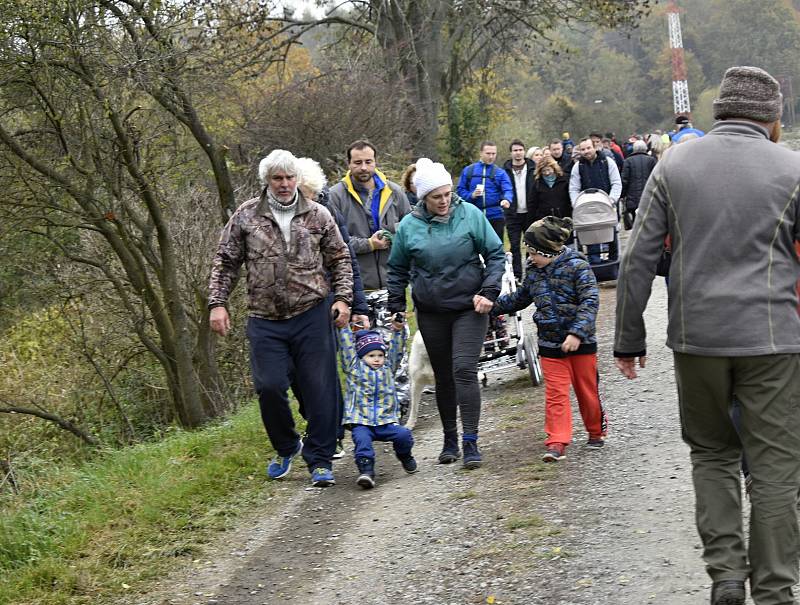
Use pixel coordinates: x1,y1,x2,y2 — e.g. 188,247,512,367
438,431,461,464
397,452,418,474
462,436,482,470
355,457,375,489
710,580,745,605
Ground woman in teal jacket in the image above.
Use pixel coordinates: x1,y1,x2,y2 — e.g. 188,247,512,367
387,158,505,470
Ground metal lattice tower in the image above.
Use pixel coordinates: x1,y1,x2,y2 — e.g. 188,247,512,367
667,0,691,117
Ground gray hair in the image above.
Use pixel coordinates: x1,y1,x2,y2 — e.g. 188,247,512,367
295,157,327,197
258,149,298,186
632,140,648,153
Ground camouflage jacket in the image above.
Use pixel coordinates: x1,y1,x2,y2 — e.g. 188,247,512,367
208,190,353,320
494,247,598,358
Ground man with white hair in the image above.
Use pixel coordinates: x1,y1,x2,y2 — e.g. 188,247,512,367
208,149,353,487
619,139,656,229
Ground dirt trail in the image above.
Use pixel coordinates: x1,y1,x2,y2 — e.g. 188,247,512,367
128,279,721,605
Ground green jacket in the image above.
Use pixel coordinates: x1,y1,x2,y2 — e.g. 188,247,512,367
386,198,505,313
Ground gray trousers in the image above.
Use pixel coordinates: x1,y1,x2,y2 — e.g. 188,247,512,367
674,352,800,605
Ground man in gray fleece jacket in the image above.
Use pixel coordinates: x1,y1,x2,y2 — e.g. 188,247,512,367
614,67,800,605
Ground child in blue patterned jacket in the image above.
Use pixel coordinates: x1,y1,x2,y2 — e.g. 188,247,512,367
493,216,607,463
337,324,417,489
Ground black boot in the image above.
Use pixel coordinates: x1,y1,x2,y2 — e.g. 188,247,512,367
710,580,745,605
355,457,375,489
462,435,482,469
438,430,461,464
397,451,418,474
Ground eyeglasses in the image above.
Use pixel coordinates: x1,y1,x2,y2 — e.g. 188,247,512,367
525,244,559,258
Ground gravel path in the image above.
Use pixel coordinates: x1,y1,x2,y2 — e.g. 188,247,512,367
127,277,729,605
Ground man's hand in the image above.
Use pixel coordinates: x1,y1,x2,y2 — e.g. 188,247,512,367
561,334,581,353
331,300,351,328
473,294,494,314
500,199,511,209
210,307,231,337
391,311,406,332
351,314,370,329
369,231,390,250
615,356,646,379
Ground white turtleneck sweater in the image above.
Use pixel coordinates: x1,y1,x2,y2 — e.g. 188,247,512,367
267,190,298,244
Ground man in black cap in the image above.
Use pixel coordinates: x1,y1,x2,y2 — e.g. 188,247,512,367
671,115,705,144
615,66,800,605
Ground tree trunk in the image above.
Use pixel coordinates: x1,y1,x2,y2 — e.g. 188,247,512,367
374,0,446,159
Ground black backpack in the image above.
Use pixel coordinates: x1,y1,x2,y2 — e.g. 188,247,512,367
464,163,499,187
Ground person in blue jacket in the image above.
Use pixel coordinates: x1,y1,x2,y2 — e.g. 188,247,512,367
456,141,514,242
671,115,704,143
388,158,505,470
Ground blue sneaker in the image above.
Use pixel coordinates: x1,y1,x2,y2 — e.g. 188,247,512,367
310,467,336,487
266,441,302,480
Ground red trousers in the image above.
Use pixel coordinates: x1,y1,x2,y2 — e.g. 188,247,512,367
541,354,607,446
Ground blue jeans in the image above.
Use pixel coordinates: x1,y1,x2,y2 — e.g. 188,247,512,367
247,302,338,471
351,424,414,460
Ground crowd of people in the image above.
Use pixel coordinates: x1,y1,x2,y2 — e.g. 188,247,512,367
208,65,800,605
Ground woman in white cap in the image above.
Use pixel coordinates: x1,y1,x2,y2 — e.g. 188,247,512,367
386,158,505,469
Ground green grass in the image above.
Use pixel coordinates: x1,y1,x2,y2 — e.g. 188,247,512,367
505,513,545,531
450,490,478,500
0,402,290,605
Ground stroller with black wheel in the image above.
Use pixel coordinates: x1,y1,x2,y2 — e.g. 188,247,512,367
572,188,620,282
477,252,543,387
364,290,411,423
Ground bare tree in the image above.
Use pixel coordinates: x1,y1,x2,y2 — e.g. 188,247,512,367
283,0,653,157
0,0,295,427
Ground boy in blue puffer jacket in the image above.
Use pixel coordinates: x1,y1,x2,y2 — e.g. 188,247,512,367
493,216,607,462
337,324,417,489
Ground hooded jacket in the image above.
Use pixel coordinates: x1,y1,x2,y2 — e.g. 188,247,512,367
494,247,598,357
386,197,505,313
338,327,407,426
328,170,411,290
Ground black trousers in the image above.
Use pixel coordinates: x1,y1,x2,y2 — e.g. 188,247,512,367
247,302,338,471
488,218,506,245
506,212,532,279
416,308,489,435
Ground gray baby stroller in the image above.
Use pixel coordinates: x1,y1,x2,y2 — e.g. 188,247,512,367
572,188,620,282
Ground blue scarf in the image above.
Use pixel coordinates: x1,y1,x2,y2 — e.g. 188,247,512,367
543,174,557,188
369,173,386,232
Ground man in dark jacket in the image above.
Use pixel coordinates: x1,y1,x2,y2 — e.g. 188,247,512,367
503,139,536,280
569,137,622,264
549,139,573,175
615,66,800,605
620,140,656,229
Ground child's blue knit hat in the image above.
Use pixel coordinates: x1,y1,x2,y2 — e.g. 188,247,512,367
355,330,385,358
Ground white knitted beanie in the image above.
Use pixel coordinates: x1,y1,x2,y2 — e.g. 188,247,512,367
413,158,452,200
